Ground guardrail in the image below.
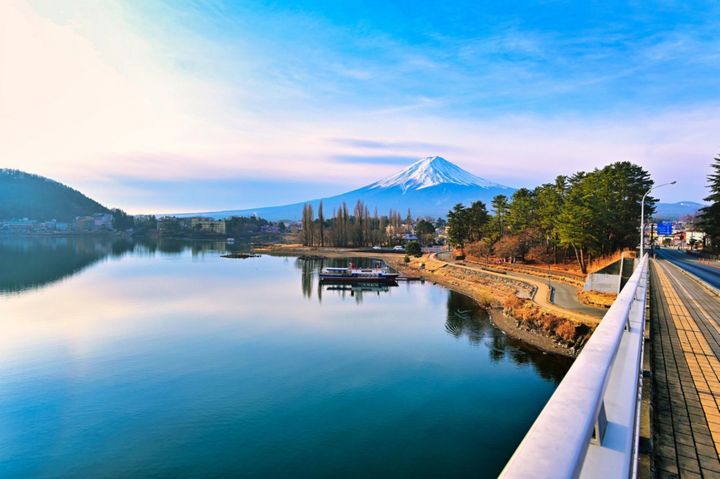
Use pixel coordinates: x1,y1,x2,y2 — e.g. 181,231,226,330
500,254,649,479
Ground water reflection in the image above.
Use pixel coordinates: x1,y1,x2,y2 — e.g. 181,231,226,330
294,256,399,303
0,237,240,295
445,291,570,383
0,237,128,294
1,238,572,478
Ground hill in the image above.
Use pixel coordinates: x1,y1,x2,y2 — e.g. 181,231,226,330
0,169,108,222
181,156,516,220
653,201,704,221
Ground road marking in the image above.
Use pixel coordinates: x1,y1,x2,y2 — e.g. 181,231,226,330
655,260,720,456
662,261,720,336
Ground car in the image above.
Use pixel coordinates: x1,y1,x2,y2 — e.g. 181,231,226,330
372,246,382,250
392,245,405,251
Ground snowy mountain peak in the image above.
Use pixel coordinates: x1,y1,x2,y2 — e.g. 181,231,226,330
369,156,507,192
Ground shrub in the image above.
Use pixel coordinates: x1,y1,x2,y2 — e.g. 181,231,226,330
526,245,555,264
403,254,410,263
406,241,422,257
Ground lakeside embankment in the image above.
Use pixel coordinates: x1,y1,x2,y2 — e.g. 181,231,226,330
255,244,597,357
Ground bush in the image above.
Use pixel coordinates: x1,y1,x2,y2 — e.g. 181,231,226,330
406,241,422,257
403,254,410,263
526,245,554,264
466,239,493,260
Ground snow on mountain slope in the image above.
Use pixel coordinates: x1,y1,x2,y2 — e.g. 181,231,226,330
368,156,506,192
176,156,515,220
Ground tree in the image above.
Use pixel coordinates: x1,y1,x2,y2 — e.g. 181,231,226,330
507,188,536,234
110,208,133,230
493,235,524,261
491,195,510,238
534,176,566,262
301,203,314,246
467,201,490,241
415,219,436,245
406,241,422,257
466,239,493,260
447,203,470,249
318,201,325,247
698,155,720,249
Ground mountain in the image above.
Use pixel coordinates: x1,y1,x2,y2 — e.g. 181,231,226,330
183,156,516,220
653,201,704,221
0,169,109,222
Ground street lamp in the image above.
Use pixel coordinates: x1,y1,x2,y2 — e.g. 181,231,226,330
640,181,677,257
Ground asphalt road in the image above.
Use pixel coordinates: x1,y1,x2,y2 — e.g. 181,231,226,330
654,248,720,290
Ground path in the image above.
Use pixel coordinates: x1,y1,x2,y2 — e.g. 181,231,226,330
650,257,720,477
434,252,605,324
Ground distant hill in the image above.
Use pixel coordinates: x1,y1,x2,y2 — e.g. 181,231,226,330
180,156,516,220
0,169,108,222
653,201,704,221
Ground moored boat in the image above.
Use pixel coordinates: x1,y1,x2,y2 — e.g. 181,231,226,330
320,262,399,283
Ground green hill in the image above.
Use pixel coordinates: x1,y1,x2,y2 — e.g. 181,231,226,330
0,169,108,222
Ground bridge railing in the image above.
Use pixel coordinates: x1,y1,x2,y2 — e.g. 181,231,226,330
500,253,650,479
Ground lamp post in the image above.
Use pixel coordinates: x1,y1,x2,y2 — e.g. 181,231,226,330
640,181,676,257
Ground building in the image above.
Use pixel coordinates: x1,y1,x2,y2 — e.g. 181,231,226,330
190,218,226,234
93,213,113,230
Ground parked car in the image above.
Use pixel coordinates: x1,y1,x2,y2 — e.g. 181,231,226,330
372,246,382,250
393,245,405,251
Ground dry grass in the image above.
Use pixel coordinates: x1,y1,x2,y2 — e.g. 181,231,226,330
503,296,593,348
578,289,617,308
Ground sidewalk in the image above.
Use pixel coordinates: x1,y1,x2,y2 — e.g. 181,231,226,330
650,258,720,477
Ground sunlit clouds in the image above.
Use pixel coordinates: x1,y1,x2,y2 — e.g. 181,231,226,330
2,0,719,212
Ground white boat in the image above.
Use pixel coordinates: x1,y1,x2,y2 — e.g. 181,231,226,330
319,262,399,283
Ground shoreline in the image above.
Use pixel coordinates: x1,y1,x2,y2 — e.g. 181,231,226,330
256,245,578,357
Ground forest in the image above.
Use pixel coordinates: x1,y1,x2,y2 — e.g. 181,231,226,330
447,161,655,274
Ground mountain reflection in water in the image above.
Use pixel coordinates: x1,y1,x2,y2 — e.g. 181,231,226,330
1,237,572,478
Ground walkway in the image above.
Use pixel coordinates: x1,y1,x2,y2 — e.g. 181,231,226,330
434,252,605,324
650,257,720,477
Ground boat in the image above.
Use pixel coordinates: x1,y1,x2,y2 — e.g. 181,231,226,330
319,262,399,283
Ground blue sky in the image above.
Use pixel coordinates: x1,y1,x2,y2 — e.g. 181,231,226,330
3,0,720,212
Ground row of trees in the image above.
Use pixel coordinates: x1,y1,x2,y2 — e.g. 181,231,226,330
301,200,414,247
447,161,656,273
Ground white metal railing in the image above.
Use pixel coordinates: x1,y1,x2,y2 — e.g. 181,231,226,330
500,254,649,479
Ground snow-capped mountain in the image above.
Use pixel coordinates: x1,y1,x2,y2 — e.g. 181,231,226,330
368,156,505,191
179,156,516,220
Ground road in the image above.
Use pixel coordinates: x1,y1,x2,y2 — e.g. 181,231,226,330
654,248,720,290
650,257,720,476
512,271,605,318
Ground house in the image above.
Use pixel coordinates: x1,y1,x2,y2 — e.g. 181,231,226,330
93,213,113,230
190,217,226,234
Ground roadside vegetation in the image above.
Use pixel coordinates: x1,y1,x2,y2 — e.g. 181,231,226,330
698,155,720,251
447,161,655,274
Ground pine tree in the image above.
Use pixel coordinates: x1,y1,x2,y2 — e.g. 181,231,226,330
491,195,509,238
699,155,720,249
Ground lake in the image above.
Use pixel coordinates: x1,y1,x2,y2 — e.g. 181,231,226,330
0,237,571,478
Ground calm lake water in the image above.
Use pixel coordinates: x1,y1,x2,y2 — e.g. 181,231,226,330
0,237,571,478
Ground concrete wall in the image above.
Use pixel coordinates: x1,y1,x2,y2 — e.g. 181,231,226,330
584,257,635,294
584,273,621,294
